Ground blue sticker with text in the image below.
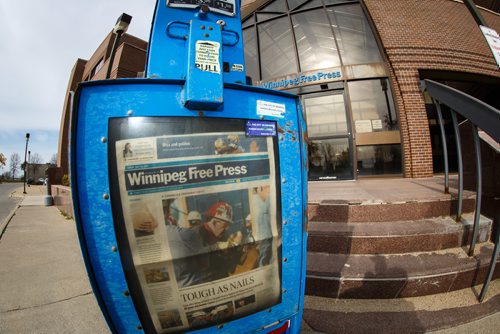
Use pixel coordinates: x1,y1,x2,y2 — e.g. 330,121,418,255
246,120,277,137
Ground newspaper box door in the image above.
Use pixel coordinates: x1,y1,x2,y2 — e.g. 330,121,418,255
71,81,307,334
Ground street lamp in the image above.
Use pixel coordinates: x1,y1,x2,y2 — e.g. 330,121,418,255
23,133,30,194
105,13,132,79
27,150,31,187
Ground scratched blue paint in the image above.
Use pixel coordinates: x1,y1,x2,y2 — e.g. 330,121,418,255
71,79,307,333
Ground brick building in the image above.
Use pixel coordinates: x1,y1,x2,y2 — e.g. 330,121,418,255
57,32,147,179
241,0,500,180
57,1,499,182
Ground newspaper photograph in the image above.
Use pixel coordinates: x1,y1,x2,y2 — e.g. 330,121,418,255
115,131,282,333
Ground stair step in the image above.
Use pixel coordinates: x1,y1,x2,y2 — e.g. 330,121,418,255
306,243,500,298
308,214,492,254
308,197,476,222
302,280,500,333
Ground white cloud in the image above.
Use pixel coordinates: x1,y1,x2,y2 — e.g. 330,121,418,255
0,0,156,165
0,0,154,132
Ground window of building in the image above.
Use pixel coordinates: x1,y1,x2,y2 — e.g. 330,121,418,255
304,93,348,137
327,4,382,65
356,144,402,176
257,12,282,21
323,0,357,5
348,79,398,132
292,9,341,71
91,57,105,78
349,79,402,176
243,0,383,80
309,138,353,180
288,0,322,11
242,14,255,28
243,28,259,82
261,0,288,12
258,17,298,79
242,0,402,179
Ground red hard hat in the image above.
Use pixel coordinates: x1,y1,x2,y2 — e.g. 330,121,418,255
205,202,233,224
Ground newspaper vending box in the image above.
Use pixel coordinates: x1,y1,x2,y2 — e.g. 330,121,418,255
71,1,307,333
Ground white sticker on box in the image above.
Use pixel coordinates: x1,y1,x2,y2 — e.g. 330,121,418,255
231,64,244,72
195,41,220,74
256,100,285,118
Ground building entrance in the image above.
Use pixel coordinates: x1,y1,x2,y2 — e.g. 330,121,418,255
304,90,354,180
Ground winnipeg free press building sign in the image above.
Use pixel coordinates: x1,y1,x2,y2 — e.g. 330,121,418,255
256,67,343,90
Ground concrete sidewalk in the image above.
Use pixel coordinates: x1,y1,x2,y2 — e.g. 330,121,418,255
0,186,110,333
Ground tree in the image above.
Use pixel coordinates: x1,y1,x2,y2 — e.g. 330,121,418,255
9,153,21,179
0,153,6,182
30,153,43,178
50,153,58,166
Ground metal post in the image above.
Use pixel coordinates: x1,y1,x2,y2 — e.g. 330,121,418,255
468,124,483,256
23,133,30,194
27,150,31,187
479,204,499,302
432,98,449,194
105,13,131,80
382,79,394,128
463,0,488,26
451,111,463,222
105,31,122,79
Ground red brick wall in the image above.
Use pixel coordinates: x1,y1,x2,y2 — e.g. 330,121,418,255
57,59,87,177
51,185,73,219
364,0,500,177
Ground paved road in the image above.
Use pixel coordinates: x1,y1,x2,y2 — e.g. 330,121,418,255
0,183,22,225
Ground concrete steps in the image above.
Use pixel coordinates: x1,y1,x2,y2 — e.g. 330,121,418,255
302,280,500,333
308,215,491,254
306,243,500,299
305,197,499,298
303,178,499,332
308,197,476,223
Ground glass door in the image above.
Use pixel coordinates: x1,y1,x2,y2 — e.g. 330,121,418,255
303,90,354,180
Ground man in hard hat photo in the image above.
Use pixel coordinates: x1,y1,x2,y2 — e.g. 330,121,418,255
166,201,244,287
203,202,234,242
187,210,202,228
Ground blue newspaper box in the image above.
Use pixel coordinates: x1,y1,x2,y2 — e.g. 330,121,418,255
71,1,308,333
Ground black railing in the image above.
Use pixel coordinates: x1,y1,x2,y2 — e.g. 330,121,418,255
421,79,500,302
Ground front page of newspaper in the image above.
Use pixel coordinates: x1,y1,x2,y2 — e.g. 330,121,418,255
115,132,281,333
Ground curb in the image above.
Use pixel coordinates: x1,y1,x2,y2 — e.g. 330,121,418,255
9,188,24,199
1,188,24,239
0,204,20,240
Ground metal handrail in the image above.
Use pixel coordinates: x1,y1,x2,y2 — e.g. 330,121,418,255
421,79,500,302
422,80,500,143
450,110,463,222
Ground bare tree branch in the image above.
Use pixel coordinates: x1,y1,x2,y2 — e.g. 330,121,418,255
9,153,21,179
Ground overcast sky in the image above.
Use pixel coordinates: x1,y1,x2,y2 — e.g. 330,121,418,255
0,0,156,174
